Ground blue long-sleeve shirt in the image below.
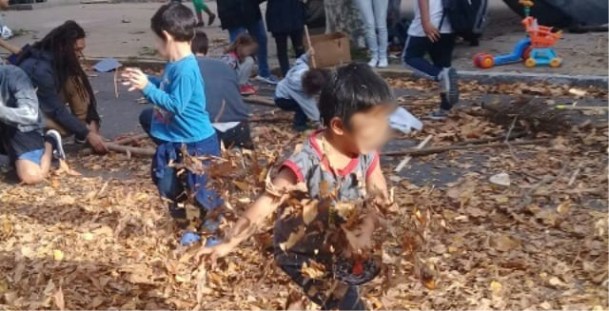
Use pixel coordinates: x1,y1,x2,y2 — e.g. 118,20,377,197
142,54,215,143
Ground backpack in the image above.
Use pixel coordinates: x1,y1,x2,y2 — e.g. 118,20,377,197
441,0,488,45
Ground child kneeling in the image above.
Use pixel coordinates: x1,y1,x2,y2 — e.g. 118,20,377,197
124,2,223,245
199,63,396,310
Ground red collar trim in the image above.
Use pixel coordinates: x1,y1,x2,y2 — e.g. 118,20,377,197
309,130,359,177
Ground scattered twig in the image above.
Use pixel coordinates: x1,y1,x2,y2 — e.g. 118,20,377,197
567,165,582,187
249,117,291,123
394,135,432,173
516,161,569,211
215,100,226,123
505,116,520,161
383,138,551,157
114,69,119,99
304,25,317,68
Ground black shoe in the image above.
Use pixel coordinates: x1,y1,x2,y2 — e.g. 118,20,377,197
45,130,66,160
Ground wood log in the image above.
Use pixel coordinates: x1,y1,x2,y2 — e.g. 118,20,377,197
106,142,155,156
243,96,275,107
383,138,551,157
114,133,149,146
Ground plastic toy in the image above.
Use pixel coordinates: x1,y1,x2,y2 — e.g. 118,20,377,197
473,0,562,69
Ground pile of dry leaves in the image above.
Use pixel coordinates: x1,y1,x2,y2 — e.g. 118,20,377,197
0,78,607,310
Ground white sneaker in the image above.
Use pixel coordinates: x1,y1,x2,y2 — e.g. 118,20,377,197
378,58,389,68
368,57,379,67
45,130,66,160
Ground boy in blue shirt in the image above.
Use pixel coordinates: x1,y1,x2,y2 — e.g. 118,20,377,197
122,2,222,246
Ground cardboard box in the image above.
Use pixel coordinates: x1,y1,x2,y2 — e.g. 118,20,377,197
305,32,352,68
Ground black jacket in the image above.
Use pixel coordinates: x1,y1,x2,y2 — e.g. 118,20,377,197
265,0,306,34
217,0,264,30
19,49,99,140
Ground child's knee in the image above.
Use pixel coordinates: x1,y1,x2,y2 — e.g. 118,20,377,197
18,168,44,185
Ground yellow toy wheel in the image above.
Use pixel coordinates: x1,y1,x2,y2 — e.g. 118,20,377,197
525,58,536,68
550,58,562,68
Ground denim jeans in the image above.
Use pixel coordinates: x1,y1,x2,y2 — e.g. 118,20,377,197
402,34,456,110
274,97,308,131
228,19,271,78
353,0,389,60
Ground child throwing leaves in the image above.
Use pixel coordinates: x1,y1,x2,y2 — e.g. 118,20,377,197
220,34,259,96
199,63,396,310
123,2,223,246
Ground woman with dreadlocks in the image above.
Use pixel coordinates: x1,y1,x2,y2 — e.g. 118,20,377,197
18,20,107,153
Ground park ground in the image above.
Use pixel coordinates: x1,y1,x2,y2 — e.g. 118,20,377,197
0,1,608,310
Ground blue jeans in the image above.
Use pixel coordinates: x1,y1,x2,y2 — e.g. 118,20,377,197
353,0,389,60
228,19,271,78
274,97,308,131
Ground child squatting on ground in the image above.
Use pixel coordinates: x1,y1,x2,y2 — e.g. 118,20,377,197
122,2,223,246
274,50,329,132
220,34,259,96
199,63,397,310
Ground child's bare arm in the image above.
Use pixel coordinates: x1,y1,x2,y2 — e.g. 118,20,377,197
198,168,298,259
418,0,440,42
366,163,389,201
0,38,21,55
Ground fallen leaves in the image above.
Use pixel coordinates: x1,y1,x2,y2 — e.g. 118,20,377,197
491,234,522,252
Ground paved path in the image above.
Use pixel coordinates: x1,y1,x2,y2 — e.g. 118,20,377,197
2,1,607,76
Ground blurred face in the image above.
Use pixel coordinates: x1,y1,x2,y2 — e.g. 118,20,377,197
330,105,395,155
0,0,9,9
74,38,86,57
238,43,257,58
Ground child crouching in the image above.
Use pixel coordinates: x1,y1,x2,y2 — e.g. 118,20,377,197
123,2,223,246
199,63,396,310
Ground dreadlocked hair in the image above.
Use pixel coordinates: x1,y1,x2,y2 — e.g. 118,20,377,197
18,20,96,107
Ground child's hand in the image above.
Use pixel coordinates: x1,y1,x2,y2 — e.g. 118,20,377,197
121,68,149,91
422,21,440,42
197,241,235,263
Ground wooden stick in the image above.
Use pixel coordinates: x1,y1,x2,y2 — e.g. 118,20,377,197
555,105,609,111
114,133,149,146
304,25,317,69
243,96,275,107
106,142,155,156
113,68,119,99
383,138,551,157
394,135,432,172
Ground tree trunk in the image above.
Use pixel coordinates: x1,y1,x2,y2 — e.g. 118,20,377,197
324,0,366,48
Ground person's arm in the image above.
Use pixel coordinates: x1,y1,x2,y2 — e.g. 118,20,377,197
198,168,298,259
293,51,310,67
0,38,21,55
418,0,440,42
141,70,195,115
0,69,39,127
35,68,90,138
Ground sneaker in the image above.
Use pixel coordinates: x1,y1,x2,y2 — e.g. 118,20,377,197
208,13,216,26
45,130,65,160
239,84,257,96
428,109,450,120
439,67,459,105
255,74,278,85
368,57,379,67
378,58,389,68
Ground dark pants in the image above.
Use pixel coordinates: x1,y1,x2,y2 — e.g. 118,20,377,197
216,121,254,150
403,34,455,110
139,108,222,220
274,97,308,131
278,255,365,310
273,29,305,76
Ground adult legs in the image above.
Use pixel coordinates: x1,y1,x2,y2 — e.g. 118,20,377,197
246,19,271,78
228,27,246,42
372,0,389,63
290,29,306,59
274,32,290,76
353,0,379,63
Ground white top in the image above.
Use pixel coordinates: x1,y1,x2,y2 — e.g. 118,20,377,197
408,0,453,37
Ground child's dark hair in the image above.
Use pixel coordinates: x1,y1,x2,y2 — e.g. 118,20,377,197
151,2,197,42
224,34,258,54
192,30,209,55
302,69,329,96
318,62,395,128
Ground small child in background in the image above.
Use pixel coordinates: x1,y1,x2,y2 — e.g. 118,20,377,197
123,2,223,246
199,63,396,310
170,0,216,27
274,51,328,132
220,34,259,96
